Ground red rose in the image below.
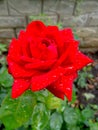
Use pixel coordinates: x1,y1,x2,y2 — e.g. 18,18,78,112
7,21,93,101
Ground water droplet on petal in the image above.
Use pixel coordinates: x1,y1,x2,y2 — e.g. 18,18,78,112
52,75,57,78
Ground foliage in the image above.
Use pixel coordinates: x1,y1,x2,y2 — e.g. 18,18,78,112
75,66,93,89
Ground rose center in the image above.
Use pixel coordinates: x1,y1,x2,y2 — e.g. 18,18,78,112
42,39,50,47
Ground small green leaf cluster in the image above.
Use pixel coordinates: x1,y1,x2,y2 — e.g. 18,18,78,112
75,66,93,88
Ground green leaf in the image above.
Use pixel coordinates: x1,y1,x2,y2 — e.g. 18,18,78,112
89,120,98,130
81,107,94,126
67,125,80,130
50,112,63,130
0,90,36,129
31,103,49,130
63,107,80,125
0,43,7,55
0,67,13,88
45,92,62,110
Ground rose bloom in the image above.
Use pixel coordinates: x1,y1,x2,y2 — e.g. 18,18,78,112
7,21,93,101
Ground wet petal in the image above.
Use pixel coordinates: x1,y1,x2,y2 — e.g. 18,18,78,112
19,31,31,57
7,38,21,63
51,73,77,101
25,59,56,70
31,66,75,91
54,41,79,67
74,51,93,70
60,28,74,42
47,86,64,100
12,79,30,98
26,21,46,37
8,62,37,78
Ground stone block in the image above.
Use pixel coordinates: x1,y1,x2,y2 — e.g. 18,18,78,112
0,0,8,15
44,0,74,16
61,14,88,27
77,0,98,15
0,16,26,28
74,27,97,38
8,0,41,15
88,13,98,26
83,38,98,48
0,29,15,38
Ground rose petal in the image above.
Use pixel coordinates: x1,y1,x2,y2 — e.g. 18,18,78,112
8,62,37,78
47,45,58,59
60,28,74,42
31,66,75,91
19,31,32,57
53,41,79,67
12,79,30,98
29,40,42,59
7,38,21,63
26,21,46,37
74,51,93,70
25,59,56,70
47,86,64,100
45,26,63,54
49,73,77,101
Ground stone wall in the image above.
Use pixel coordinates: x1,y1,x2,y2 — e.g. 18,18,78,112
0,0,98,52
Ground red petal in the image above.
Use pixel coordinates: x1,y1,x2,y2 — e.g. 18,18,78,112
45,26,63,54
74,51,93,70
25,59,56,70
29,40,42,59
60,28,74,42
47,45,58,60
47,86,64,100
61,74,77,101
8,62,37,78
12,79,30,98
26,21,46,37
7,38,21,63
54,41,79,67
19,31,31,57
31,66,75,91
50,73,77,101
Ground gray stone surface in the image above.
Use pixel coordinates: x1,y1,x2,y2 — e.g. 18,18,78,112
0,0,8,15
44,0,74,16
78,0,98,15
88,13,98,26
61,14,88,27
80,38,98,48
8,0,41,15
75,27,98,38
0,29,15,38
0,16,26,28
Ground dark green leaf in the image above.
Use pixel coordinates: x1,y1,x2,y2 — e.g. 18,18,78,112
0,67,13,88
50,112,63,130
63,107,80,125
31,103,49,130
